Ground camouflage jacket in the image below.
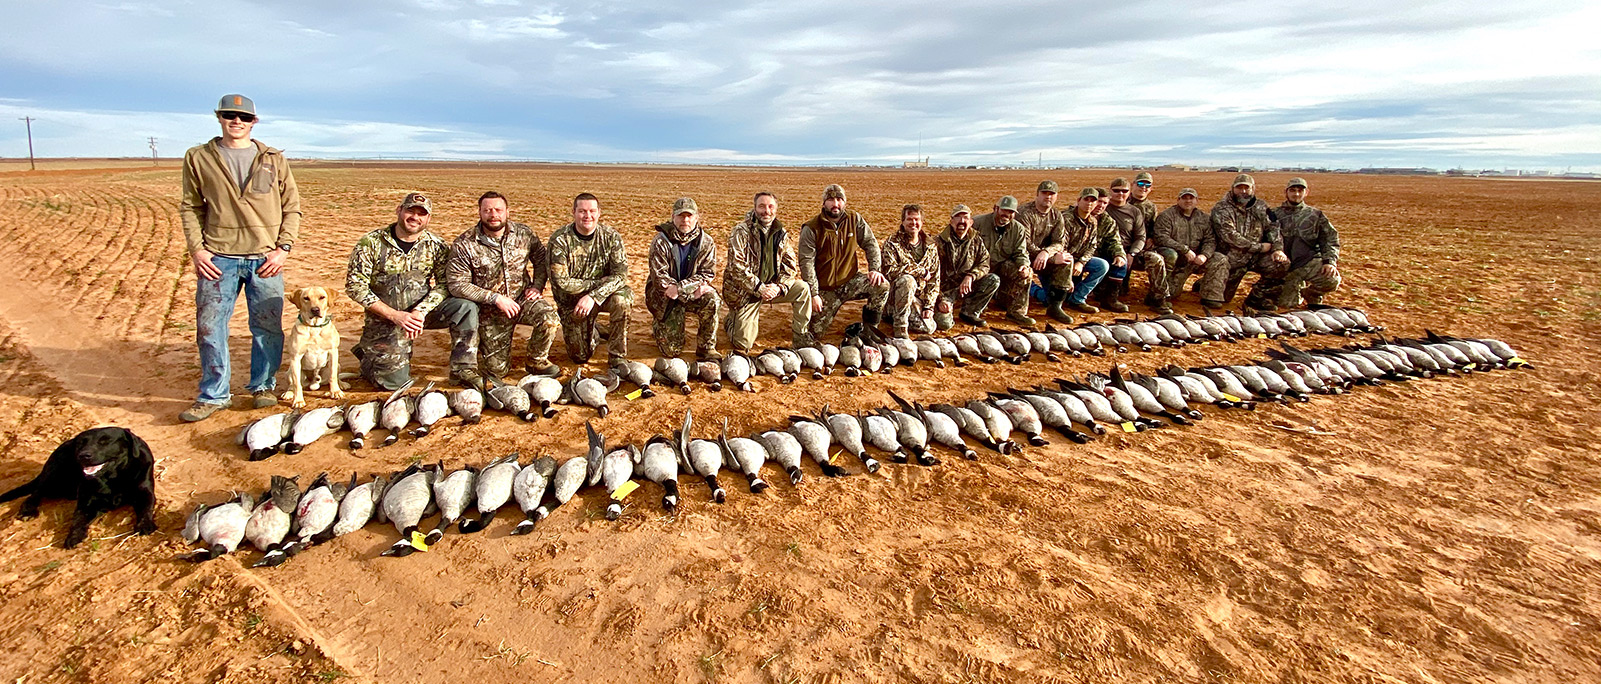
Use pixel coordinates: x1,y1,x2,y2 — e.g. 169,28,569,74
936,225,989,293
798,211,879,294
880,230,940,306
1106,202,1147,254
723,213,798,304
1210,197,1280,255
1067,210,1119,261
1277,201,1339,268
974,211,1029,275
1131,198,1158,228
647,222,717,305
546,223,629,304
1014,200,1066,259
345,224,449,315
1152,205,1214,256
445,221,548,305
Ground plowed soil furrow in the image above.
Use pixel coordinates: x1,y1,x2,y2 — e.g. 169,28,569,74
109,190,181,344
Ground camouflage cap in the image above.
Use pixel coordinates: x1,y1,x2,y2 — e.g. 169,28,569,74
950,203,972,217
1037,180,1059,193
398,192,432,214
1078,187,1099,199
1178,187,1198,198
996,196,1019,211
1109,177,1131,189
1232,173,1256,188
672,197,698,215
1095,187,1109,198
1134,171,1154,184
215,94,255,115
1286,177,1308,189
823,184,847,201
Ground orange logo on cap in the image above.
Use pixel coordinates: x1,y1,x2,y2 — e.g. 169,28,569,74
233,96,242,105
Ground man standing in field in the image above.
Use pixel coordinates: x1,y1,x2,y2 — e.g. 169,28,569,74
179,94,300,422
346,193,481,390
646,198,722,360
797,184,888,339
1148,188,1212,314
724,192,809,352
975,196,1034,326
1259,178,1341,309
445,191,559,384
1015,180,1074,323
548,193,631,366
880,204,940,337
934,204,999,330
1198,174,1289,311
1099,177,1163,312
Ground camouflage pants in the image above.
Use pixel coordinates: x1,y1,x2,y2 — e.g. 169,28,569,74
991,263,1035,317
1092,250,1163,300
727,280,811,352
1150,248,1203,301
355,296,478,391
886,275,938,337
556,288,631,365
479,297,559,379
1197,250,1289,305
933,273,1000,330
1253,259,1342,309
647,287,722,357
810,273,890,338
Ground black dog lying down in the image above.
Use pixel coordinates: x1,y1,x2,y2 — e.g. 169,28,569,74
1,426,157,548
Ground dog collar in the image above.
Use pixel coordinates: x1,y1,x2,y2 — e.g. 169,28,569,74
300,316,332,328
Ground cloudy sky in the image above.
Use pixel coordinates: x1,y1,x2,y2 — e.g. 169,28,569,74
3,0,1598,170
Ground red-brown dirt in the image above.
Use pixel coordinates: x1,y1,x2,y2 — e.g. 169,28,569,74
0,163,1597,683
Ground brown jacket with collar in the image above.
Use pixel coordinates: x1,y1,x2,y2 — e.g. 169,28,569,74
180,138,301,256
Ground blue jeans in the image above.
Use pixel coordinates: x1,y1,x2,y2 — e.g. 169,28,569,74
195,255,284,404
1069,257,1110,303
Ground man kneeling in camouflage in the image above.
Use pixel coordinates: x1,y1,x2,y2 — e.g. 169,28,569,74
880,203,941,337
345,192,481,390
446,191,561,383
548,193,631,367
647,198,722,361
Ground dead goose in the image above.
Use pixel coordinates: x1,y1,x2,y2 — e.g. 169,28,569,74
652,357,691,394
410,383,449,437
758,429,806,485
345,400,380,449
240,410,296,461
974,332,1015,364
1025,385,1106,436
283,472,345,556
1130,372,1204,421
775,348,803,377
331,473,386,538
183,491,254,562
929,402,1004,455
890,337,920,367
247,475,301,568
425,461,476,545
602,445,638,520
982,394,1051,446
458,453,519,533
694,360,723,391
583,421,607,488
487,382,537,421
786,414,848,477
378,381,417,446
819,343,840,375
638,436,681,514
720,417,770,492
964,399,1025,451
568,367,620,417
721,353,756,391
519,375,563,418
1002,389,1090,444
859,410,911,464
536,456,589,524
379,464,435,557
448,388,483,424
795,346,827,379
820,404,879,473
756,349,793,383
1078,323,1125,353
614,359,657,398
875,339,900,372
1108,367,1192,424
953,334,996,363
877,405,939,465
285,405,345,454
838,344,864,376
889,391,974,460
510,455,556,535
680,408,728,500
1019,330,1061,361
861,344,884,373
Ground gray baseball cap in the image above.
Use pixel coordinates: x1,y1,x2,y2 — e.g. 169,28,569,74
950,204,972,217
216,94,255,115
996,196,1019,211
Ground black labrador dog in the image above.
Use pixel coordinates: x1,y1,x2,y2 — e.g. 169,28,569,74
0,426,158,548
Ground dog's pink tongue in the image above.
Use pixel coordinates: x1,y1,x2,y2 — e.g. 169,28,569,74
82,463,104,477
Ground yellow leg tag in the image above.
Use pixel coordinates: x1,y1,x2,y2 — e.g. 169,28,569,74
1257,333,1268,339
828,450,841,465
611,480,640,501
1463,363,1476,370
625,389,644,400
409,531,430,552
1200,341,1210,346
1509,357,1526,365
1121,422,1137,433
1221,393,1243,403
863,370,873,375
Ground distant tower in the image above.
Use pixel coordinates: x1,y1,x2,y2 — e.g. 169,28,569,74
148,137,158,164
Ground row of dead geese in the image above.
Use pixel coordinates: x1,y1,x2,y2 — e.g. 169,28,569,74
188,329,1529,564
236,307,1386,458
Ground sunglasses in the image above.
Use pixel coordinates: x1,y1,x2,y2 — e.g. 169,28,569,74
1111,188,1130,193
1135,181,1151,187
219,112,257,123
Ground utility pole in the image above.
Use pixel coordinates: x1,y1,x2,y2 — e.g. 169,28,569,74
148,137,158,164
19,117,36,170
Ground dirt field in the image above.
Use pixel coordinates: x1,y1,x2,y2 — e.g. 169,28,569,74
0,162,1597,683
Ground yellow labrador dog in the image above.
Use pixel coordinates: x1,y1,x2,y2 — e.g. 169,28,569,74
282,286,344,408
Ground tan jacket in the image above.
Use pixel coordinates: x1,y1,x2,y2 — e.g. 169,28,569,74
180,138,301,256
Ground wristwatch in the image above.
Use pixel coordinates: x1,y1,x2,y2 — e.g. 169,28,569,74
278,244,292,253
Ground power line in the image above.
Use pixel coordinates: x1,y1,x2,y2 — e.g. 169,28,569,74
18,117,35,171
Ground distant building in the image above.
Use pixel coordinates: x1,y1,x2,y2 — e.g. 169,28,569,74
903,157,929,168
1156,164,1191,172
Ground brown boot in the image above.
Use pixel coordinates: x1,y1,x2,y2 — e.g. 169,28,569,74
1046,290,1073,323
